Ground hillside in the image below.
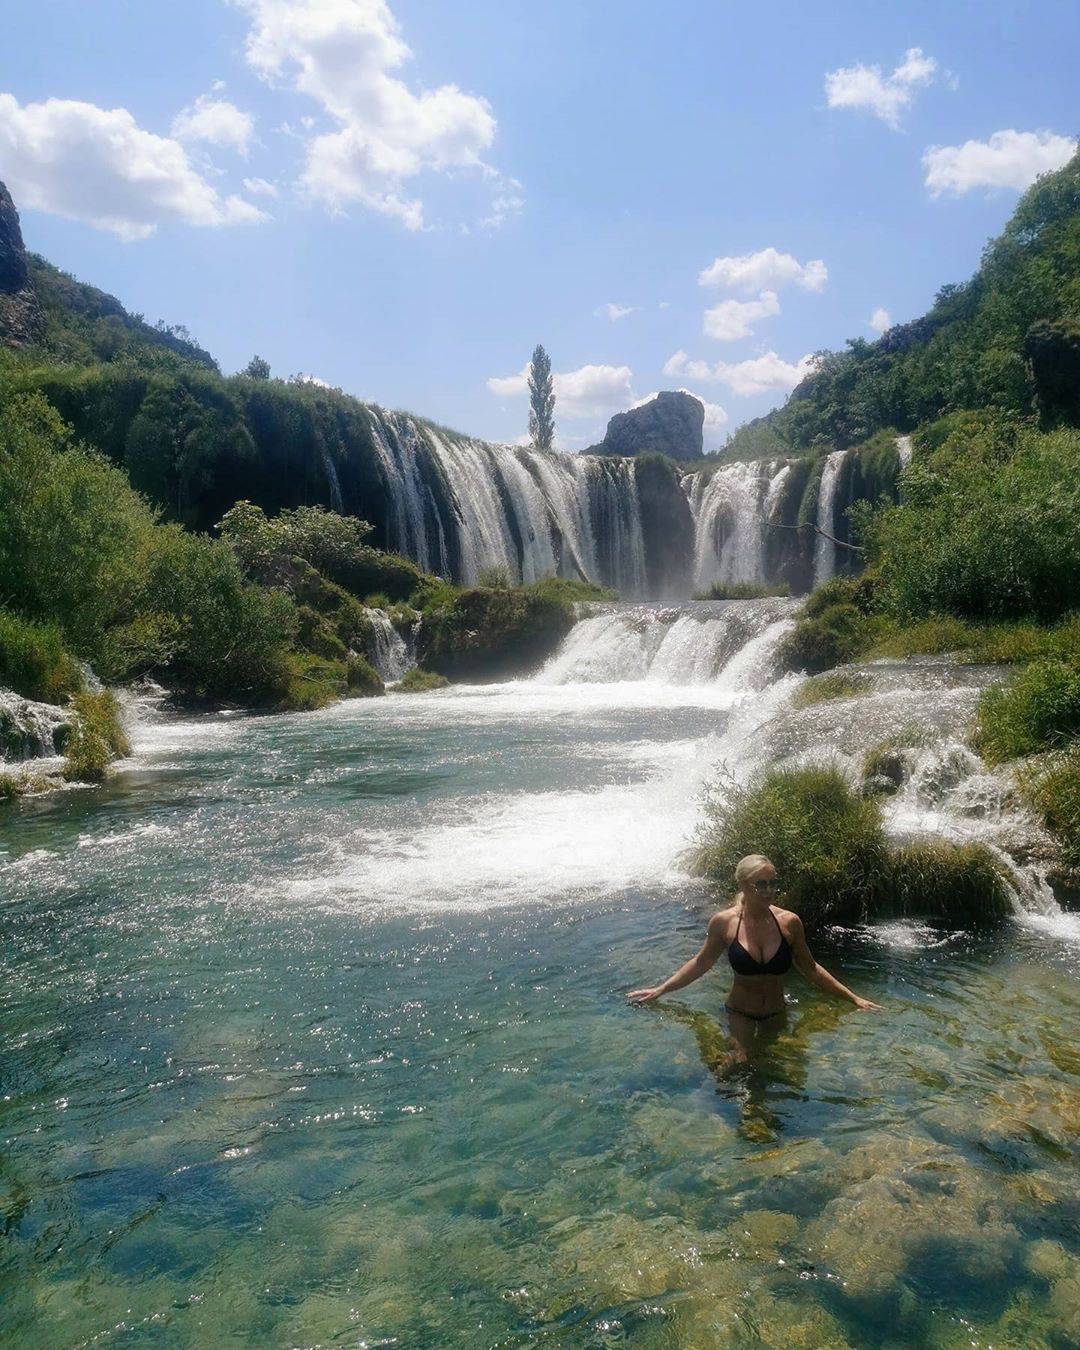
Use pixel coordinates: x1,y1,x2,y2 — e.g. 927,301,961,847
724,147,1080,459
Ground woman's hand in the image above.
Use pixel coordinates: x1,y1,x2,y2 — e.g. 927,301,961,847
628,987,663,1004
852,996,882,1011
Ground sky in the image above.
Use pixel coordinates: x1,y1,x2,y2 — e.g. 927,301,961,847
2,0,1077,450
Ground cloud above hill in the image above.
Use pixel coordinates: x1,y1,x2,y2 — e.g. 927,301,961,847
0,93,266,240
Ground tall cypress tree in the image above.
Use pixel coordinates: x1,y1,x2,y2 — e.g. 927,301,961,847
527,344,555,451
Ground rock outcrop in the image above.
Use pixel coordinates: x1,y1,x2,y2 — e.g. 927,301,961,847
596,391,704,461
0,180,45,348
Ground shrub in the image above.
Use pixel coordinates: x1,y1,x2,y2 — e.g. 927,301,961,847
777,602,867,674
692,766,890,929
973,660,1080,764
476,564,514,589
869,423,1080,624
346,653,384,697
277,654,347,711
395,667,449,693
0,609,82,703
792,672,872,708
693,580,791,601
885,842,1014,926
63,689,130,783
693,765,1012,930
525,576,617,603
1017,748,1080,868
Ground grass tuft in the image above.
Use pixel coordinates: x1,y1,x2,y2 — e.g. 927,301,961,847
63,690,130,783
395,667,449,693
792,672,873,708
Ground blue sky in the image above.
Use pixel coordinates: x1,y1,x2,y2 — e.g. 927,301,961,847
3,0,1077,449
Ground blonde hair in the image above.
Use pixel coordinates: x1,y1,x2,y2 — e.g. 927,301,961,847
735,854,773,890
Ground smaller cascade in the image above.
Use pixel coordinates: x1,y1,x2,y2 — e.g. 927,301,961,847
813,450,848,587
0,689,72,763
363,609,415,683
895,435,914,469
536,597,797,685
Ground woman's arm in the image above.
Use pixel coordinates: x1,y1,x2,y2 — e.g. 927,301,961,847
788,916,881,1011
628,914,729,1003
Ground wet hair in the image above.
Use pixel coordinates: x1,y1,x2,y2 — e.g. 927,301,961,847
735,854,773,890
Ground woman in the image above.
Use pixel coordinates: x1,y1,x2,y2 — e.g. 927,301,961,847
628,855,881,1028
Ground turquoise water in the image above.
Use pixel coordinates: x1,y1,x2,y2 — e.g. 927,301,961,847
2,680,1078,1347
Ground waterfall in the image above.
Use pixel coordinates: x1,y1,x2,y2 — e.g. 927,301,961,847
536,598,796,685
685,460,791,591
360,409,891,600
813,450,848,587
363,608,415,683
0,689,72,763
319,444,344,514
896,435,914,468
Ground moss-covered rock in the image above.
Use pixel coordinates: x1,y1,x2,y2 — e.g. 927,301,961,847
417,586,575,682
395,667,449,693
346,652,384,697
633,453,695,599
792,671,873,708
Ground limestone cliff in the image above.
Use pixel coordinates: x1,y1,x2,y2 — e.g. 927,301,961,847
0,180,44,347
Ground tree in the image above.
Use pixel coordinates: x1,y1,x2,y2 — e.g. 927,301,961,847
244,355,271,379
528,344,555,451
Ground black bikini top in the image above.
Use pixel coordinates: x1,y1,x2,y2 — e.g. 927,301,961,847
727,907,793,977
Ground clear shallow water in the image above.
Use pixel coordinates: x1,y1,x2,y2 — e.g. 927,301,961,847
2,674,1078,1348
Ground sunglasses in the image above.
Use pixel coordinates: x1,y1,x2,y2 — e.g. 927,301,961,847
750,878,780,891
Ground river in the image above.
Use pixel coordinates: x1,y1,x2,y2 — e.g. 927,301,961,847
2,603,1077,1347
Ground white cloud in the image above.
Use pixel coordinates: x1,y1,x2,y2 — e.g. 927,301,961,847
869,307,892,333
479,179,524,230
825,46,937,129
171,94,255,155
243,176,280,197
699,247,827,294
923,129,1076,196
239,0,507,229
289,371,333,387
594,302,636,322
664,349,817,397
702,289,780,341
487,361,634,420
0,94,266,241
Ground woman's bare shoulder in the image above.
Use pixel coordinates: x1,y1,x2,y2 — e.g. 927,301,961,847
773,907,804,933
708,906,739,934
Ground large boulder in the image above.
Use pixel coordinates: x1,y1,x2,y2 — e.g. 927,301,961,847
598,390,704,460
0,181,45,348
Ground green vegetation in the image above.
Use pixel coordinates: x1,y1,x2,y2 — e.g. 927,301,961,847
528,344,555,451
347,653,384,697
63,690,130,783
887,842,1014,925
395,667,449,693
724,148,1080,457
417,582,577,682
973,660,1080,764
693,765,1011,930
0,609,82,703
0,393,299,704
1018,749,1080,868
791,671,872,708
692,580,790,601
860,729,929,798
